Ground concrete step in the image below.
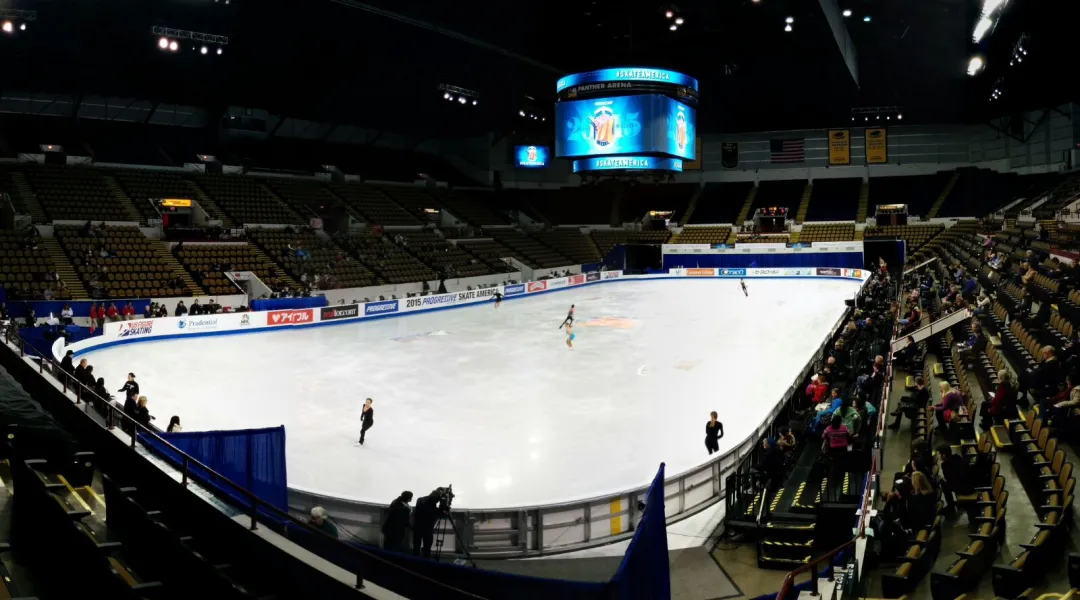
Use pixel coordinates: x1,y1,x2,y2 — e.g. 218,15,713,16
41,238,89,299
185,180,235,227
101,174,144,224
11,172,47,223
153,243,205,296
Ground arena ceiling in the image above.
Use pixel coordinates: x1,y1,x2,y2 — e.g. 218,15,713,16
0,0,1074,137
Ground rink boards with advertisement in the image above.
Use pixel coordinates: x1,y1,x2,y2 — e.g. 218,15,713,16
58,268,867,358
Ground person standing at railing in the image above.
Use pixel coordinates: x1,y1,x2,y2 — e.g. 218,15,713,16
60,350,74,381
705,411,724,455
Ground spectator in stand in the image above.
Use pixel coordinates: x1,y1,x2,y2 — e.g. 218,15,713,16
1029,345,1064,414
839,396,861,438
167,416,183,433
382,491,413,552
957,320,986,366
808,375,830,407
60,350,75,380
938,445,973,513
962,276,977,297
143,303,155,319
105,302,119,322
890,375,929,429
73,359,88,391
983,369,1018,427
60,303,74,325
906,471,937,528
854,396,877,441
175,301,188,317
78,365,96,392
121,302,135,320
877,480,914,557
134,396,153,430
1047,372,1080,427
973,293,991,316
309,506,338,539
934,381,963,431
156,304,168,318
822,413,852,499
755,437,786,492
190,299,202,316
812,387,844,431
92,377,111,415
777,426,797,464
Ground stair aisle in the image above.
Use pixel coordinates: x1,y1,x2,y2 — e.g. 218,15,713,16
734,184,759,225
795,183,813,224
247,244,300,289
184,180,235,227
756,446,826,570
856,181,870,222
680,183,706,225
11,171,47,223
42,237,90,299
101,174,145,224
154,243,206,296
926,172,960,219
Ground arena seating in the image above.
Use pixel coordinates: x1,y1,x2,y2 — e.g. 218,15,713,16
591,230,670,258
869,173,952,217
805,178,861,221
262,177,344,220
527,186,613,225
175,243,290,296
327,182,419,225
372,185,440,223
339,232,436,284
438,189,513,226
0,167,29,215
941,169,1034,219
532,229,602,264
24,165,134,222
620,183,696,224
248,229,380,289
490,230,569,268
55,224,192,298
194,174,304,225
687,182,753,224
112,169,201,225
0,229,71,300
863,224,944,256
453,239,518,273
670,226,732,244
396,231,493,278
798,223,856,243
751,180,805,214
1034,172,1080,220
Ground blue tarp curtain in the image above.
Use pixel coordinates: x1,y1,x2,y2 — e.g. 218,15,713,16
250,296,328,312
663,251,863,270
17,326,97,358
140,425,288,513
610,463,671,600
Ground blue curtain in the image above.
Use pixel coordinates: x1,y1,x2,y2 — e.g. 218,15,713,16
663,252,863,270
610,463,670,600
141,425,288,513
250,296,328,311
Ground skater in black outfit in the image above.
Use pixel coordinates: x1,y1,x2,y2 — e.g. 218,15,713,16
358,398,375,445
493,291,503,309
705,411,724,454
559,304,575,329
740,279,748,297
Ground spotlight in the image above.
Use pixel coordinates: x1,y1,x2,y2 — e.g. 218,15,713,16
851,117,856,122
19,23,25,31
169,40,178,51
785,16,794,23
472,99,478,106
443,92,451,100
967,55,985,76
842,9,852,17
864,117,869,121
863,15,871,22
886,116,891,120
519,110,526,117
675,17,684,25
2,21,13,33
784,24,792,32
897,114,903,120
542,117,546,121
200,45,208,55
1017,56,1022,63
972,17,991,42
217,47,223,55
458,96,467,104
669,24,678,31
158,36,169,49
876,115,880,120
665,10,673,18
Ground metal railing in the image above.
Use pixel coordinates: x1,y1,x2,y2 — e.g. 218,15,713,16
0,324,484,600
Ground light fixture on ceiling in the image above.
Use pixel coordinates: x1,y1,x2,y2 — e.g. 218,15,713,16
675,17,684,25
842,9,852,17
665,9,673,18
967,55,985,76
863,15,871,22
784,24,792,32
785,16,794,23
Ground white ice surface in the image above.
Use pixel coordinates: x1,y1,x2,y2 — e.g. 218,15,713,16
85,279,857,509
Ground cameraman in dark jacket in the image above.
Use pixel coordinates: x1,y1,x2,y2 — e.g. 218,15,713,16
382,491,413,553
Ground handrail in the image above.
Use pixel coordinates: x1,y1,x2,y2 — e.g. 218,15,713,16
0,324,485,600
775,538,859,599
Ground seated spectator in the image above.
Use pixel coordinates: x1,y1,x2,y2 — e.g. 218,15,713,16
60,303,74,325
121,302,135,320
143,303,155,319
854,396,877,441
906,471,937,528
937,445,972,512
754,437,785,491
175,301,188,317
973,292,990,316
982,369,1018,427
957,320,986,364
934,381,963,431
1029,345,1064,412
105,302,120,322
92,377,111,414
309,506,338,538
156,304,168,318
167,415,183,433
1048,372,1080,427
822,413,852,454
78,364,96,392
877,480,914,557
190,299,203,316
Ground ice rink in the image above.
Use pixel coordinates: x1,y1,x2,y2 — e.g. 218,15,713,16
85,278,859,509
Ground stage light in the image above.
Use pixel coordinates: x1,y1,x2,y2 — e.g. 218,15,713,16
851,117,855,122
519,110,526,117
217,47,223,55
665,10,673,18
886,116,891,120
864,117,869,121
169,40,178,51
785,16,794,23
863,15,871,22
200,45,208,55
542,117,546,121
472,99,478,106
842,9,852,17
784,24,792,32
458,96,467,104
675,17,684,25
973,17,991,42
669,24,678,31
443,92,451,100
1017,56,1022,62
876,115,881,120
897,114,903,120
19,23,25,31
967,55,985,76
2,21,12,33
158,36,169,49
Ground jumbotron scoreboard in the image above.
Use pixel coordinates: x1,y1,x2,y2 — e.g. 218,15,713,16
555,67,698,174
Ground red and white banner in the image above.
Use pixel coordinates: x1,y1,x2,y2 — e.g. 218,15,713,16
267,309,314,326
527,281,548,292
569,274,585,285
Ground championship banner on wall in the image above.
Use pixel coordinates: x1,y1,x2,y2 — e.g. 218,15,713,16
865,128,888,164
828,130,850,165
721,142,739,168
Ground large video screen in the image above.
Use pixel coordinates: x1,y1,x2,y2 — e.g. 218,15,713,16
513,145,550,169
555,94,696,160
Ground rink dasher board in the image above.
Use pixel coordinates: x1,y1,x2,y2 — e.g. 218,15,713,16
57,269,868,361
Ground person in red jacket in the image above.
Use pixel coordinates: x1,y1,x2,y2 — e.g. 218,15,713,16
121,302,135,320
88,303,98,334
105,303,120,321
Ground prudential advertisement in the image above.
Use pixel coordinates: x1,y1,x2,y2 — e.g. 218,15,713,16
555,94,696,160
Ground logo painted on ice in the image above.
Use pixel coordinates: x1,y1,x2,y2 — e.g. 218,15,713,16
118,320,154,338
527,281,548,292
503,284,526,296
364,300,399,316
268,309,314,326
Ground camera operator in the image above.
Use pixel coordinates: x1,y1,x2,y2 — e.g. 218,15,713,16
413,487,452,558
382,491,413,553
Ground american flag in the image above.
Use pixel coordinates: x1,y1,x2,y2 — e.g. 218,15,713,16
770,139,805,163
